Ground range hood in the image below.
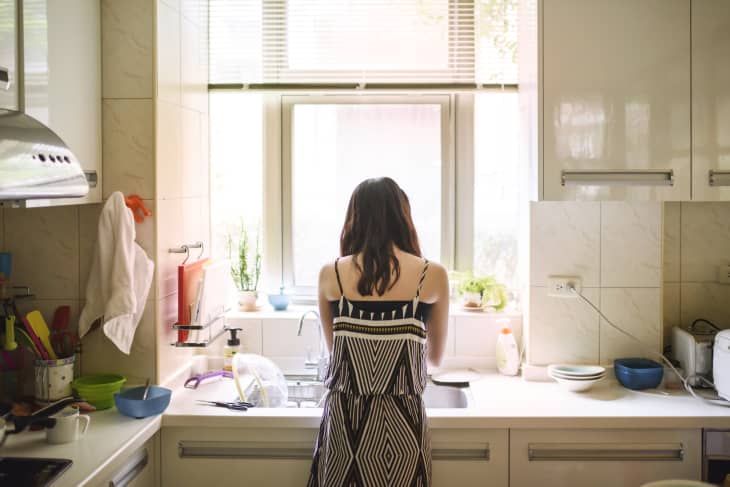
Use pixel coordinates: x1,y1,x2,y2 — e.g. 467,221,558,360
0,109,89,201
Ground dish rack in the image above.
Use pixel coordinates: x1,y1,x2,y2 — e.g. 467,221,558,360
171,314,227,348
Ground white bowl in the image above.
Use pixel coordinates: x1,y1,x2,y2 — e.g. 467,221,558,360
552,375,604,392
548,364,606,378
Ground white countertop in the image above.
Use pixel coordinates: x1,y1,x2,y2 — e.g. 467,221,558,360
163,372,730,430
1,409,160,487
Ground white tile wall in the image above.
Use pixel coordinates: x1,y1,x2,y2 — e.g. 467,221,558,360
156,2,181,105
664,202,681,282
680,202,730,282
529,202,663,366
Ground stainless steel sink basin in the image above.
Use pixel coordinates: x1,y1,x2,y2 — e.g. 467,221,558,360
284,376,469,409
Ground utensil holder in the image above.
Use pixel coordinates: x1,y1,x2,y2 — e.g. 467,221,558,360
34,356,75,403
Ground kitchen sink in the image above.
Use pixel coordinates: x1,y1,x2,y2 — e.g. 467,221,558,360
284,376,469,409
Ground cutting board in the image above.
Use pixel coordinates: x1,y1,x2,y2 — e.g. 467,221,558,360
191,260,233,343
177,258,210,342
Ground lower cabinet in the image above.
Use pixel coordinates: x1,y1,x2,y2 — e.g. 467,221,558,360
509,429,702,487
92,433,159,487
161,426,509,487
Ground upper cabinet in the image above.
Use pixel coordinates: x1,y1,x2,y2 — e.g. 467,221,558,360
692,0,730,200
0,1,18,111
540,0,691,201
24,0,102,206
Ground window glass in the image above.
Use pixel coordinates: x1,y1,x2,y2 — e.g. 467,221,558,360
291,103,443,287
473,91,521,291
210,92,264,263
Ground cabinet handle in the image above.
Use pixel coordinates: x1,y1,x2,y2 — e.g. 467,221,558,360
109,448,149,487
432,447,490,461
179,441,314,460
527,443,684,461
561,170,674,187
709,170,730,187
84,170,98,188
0,67,9,90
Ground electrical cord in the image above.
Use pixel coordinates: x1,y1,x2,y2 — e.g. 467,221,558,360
567,285,730,408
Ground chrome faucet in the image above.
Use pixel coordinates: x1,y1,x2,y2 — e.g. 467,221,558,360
297,310,328,381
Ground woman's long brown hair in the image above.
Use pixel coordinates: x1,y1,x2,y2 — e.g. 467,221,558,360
340,177,422,296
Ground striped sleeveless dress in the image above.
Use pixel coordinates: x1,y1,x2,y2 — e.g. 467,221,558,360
308,258,432,487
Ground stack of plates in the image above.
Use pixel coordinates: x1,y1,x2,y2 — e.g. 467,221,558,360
548,365,606,392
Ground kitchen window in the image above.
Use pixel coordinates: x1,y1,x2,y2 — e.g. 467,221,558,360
208,0,521,298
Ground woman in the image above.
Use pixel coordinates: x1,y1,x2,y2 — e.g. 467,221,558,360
308,177,449,487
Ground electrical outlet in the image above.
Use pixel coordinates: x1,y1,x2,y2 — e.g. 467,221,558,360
718,264,730,285
547,276,582,297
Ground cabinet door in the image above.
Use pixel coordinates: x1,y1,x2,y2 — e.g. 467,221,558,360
94,434,159,487
510,429,701,487
692,0,730,200
542,0,691,201
0,0,18,111
431,428,508,487
24,0,102,206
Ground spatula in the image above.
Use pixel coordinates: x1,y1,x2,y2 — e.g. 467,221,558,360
26,310,57,360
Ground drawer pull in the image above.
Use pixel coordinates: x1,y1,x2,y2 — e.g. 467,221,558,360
561,170,674,187
179,441,313,460
709,170,730,187
432,447,490,461
527,443,684,461
109,448,148,487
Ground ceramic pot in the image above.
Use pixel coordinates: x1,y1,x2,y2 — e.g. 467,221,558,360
238,291,258,311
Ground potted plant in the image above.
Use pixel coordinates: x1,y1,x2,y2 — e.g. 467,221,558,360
455,273,507,312
227,225,262,311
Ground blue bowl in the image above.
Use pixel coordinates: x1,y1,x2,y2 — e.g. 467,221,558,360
114,386,172,419
614,358,663,390
268,293,291,311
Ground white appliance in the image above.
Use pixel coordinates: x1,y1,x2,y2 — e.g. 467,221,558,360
713,330,730,401
673,326,715,386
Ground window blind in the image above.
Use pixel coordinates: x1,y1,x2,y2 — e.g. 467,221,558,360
209,0,518,87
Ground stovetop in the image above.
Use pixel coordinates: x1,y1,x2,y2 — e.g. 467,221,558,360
0,457,72,487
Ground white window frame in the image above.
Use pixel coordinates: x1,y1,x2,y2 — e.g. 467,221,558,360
257,91,523,298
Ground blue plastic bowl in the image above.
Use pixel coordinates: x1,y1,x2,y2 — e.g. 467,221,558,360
114,386,172,419
614,358,664,390
268,293,291,311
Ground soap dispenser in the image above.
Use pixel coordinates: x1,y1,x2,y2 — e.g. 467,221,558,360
223,328,242,372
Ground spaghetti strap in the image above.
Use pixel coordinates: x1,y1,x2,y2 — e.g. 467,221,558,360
334,258,345,297
412,259,430,317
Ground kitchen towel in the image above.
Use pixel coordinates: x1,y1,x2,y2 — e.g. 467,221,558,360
78,192,154,354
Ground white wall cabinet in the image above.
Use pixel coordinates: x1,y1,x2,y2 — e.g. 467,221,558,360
540,0,691,201
509,429,702,487
23,0,102,206
691,0,730,200
0,0,18,111
92,434,159,487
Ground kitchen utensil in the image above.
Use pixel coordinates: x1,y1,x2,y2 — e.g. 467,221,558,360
3,315,16,351
713,330,730,401
551,374,604,392
7,396,81,434
50,305,77,358
114,386,172,419
45,406,90,445
177,258,210,342
71,374,126,409
26,310,57,360
142,378,151,400
16,309,49,360
34,357,75,403
15,326,41,357
431,369,480,387
195,400,252,411
672,326,714,387
614,358,664,390
184,370,233,389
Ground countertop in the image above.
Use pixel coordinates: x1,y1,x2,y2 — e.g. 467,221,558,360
163,372,730,430
1,409,160,487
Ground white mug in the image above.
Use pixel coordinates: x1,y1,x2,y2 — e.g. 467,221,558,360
46,407,90,445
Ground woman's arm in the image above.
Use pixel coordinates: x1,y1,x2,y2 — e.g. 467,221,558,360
425,263,450,367
318,263,335,353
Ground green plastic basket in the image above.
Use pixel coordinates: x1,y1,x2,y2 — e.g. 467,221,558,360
72,374,126,410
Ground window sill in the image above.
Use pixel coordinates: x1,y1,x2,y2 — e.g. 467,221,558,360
226,305,521,321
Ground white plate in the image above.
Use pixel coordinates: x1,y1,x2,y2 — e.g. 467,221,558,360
548,364,606,377
553,375,604,392
432,369,481,384
550,372,606,381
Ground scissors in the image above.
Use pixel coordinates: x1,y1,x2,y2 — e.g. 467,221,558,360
196,400,253,411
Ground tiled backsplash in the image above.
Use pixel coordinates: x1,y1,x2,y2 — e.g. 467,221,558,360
664,202,730,336
528,202,663,366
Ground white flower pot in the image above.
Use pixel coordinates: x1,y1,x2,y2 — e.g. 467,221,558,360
238,291,258,311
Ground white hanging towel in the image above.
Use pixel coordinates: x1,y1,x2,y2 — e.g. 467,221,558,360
78,191,154,354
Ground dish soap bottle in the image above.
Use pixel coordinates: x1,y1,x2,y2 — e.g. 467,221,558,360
496,319,519,376
223,328,242,372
